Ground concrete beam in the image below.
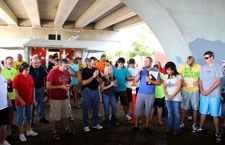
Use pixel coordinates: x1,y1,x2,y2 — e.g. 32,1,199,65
21,0,40,27
95,6,136,30
0,26,122,42
113,16,144,31
54,0,79,27
0,0,17,25
75,0,121,28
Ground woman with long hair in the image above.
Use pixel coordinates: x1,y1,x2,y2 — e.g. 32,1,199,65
163,61,182,135
100,64,118,127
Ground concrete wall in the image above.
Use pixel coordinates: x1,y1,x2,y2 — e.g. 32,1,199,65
121,0,225,67
159,0,225,66
190,39,225,65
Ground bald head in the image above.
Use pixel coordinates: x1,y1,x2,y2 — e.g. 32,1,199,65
31,56,40,68
155,61,161,68
5,56,14,69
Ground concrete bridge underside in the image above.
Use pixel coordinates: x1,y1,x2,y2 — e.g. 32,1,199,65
0,0,225,65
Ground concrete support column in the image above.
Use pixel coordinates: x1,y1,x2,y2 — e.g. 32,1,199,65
121,0,192,66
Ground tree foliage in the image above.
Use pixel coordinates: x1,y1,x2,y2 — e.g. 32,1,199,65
129,41,153,58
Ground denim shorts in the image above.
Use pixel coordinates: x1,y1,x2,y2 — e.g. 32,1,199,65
199,95,221,117
16,105,33,126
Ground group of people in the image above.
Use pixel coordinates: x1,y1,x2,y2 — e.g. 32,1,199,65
0,51,225,145
131,51,224,143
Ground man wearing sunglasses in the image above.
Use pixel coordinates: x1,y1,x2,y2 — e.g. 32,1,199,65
193,51,223,142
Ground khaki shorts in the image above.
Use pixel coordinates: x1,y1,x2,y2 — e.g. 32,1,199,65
181,91,199,110
50,99,71,121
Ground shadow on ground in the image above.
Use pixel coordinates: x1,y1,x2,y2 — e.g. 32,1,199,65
6,100,224,145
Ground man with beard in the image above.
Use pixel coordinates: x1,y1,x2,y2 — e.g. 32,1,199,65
1,56,17,133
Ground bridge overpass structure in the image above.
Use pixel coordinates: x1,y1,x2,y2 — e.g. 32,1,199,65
0,0,224,66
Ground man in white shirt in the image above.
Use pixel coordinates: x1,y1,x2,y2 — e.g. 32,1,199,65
0,63,12,145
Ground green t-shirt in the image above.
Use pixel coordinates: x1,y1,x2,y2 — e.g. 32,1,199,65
155,73,165,99
1,66,18,100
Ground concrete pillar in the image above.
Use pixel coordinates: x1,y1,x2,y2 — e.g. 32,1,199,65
121,0,192,66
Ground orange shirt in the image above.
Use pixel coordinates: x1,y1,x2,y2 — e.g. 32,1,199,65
96,61,109,74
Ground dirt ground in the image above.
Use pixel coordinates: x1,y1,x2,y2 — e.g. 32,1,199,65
6,99,225,145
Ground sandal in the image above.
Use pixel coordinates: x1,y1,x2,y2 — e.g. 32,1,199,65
52,133,61,141
64,129,75,135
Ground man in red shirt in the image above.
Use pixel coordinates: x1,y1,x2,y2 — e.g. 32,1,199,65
46,59,74,141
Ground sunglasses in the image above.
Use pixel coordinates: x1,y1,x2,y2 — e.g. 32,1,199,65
204,56,211,59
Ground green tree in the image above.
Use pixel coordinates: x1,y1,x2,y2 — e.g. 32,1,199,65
129,41,153,65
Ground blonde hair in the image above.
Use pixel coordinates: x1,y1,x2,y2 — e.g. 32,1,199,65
186,56,195,67
104,65,113,80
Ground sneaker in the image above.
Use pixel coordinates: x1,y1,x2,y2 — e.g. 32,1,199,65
192,128,204,134
92,124,103,130
83,126,90,132
19,134,27,142
180,123,185,128
188,116,193,121
39,118,49,124
192,124,198,131
125,114,132,121
73,105,81,109
26,130,38,136
3,140,11,145
215,132,222,142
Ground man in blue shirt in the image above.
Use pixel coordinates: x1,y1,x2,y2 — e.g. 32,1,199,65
133,57,161,131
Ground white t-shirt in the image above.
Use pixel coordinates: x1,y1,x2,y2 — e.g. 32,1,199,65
0,74,8,110
164,74,182,102
126,67,140,88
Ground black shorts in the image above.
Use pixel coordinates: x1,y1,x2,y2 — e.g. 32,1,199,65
126,88,139,102
115,91,128,106
0,108,9,125
153,98,165,107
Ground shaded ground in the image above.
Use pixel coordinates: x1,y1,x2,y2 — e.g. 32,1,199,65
6,100,224,145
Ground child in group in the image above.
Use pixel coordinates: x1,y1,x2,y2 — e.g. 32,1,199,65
100,65,118,127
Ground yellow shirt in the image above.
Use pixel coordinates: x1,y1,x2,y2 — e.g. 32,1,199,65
14,61,25,73
178,64,201,92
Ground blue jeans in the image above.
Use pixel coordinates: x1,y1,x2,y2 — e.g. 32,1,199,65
102,94,117,125
82,87,100,127
16,105,33,126
35,87,45,119
166,100,181,133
